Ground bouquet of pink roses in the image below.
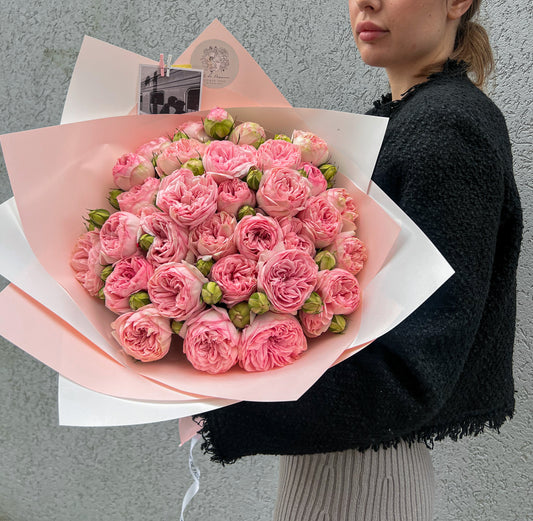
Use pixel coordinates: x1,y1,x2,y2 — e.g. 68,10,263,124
72,107,368,376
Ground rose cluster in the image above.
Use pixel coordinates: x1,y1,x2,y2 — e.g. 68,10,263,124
70,108,367,374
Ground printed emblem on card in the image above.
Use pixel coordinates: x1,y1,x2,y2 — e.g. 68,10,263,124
191,39,239,89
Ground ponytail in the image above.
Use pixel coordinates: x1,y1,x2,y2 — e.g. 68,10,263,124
450,1,494,87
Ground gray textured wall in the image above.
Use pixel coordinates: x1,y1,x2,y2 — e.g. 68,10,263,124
0,1,531,520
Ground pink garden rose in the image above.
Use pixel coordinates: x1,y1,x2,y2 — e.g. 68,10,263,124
256,166,311,218
182,306,240,374
202,140,257,183
112,152,156,191
298,195,343,248
111,305,172,362
147,262,206,320
325,232,367,275
256,139,302,171
156,169,218,228
298,305,334,338
239,312,307,372
135,136,171,162
103,255,154,314
323,188,359,231
70,230,103,297
300,162,327,196
209,254,258,307
278,216,316,257
140,211,189,268
217,178,256,215
117,177,160,216
229,121,266,149
234,214,283,260
315,268,361,315
291,130,329,166
99,211,141,264
156,138,206,177
257,249,318,314
188,211,237,261
176,120,210,142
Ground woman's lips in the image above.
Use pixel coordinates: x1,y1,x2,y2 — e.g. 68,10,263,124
356,21,388,42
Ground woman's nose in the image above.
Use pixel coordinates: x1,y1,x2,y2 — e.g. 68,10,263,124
353,0,381,12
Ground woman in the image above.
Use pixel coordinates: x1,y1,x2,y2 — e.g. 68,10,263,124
197,0,523,519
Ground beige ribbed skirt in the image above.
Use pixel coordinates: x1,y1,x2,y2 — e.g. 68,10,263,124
272,440,434,521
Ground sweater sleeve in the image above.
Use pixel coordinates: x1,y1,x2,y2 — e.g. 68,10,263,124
197,99,508,464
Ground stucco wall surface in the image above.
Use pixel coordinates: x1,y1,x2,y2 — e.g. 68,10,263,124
0,1,531,520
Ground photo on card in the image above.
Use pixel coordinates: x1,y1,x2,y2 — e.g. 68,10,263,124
138,65,203,115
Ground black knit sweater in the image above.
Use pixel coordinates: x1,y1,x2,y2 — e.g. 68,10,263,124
198,62,523,464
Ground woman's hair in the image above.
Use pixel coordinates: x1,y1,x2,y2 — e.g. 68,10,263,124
420,0,494,87
449,0,494,87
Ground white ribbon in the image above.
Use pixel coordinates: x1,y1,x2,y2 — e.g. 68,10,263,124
180,434,202,521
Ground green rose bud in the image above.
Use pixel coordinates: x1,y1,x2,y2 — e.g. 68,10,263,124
228,302,251,329
181,158,205,176
85,222,96,232
151,154,159,168
196,257,215,277
314,250,336,270
329,315,347,334
201,281,222,305
246,168,263,191
138,233,155,252
203,108,235,139
108,189,124,210
100,264,114,282
274,134,291,142
301,292,323,314
237,205,257,221
171,320,184,335
87,209,110,228
319,163,337,182
98,287,106,301
172,130,189,141
129,291,151,311
248,292,270,315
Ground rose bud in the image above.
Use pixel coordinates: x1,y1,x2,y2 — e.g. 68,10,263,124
98,287,105,300
196,257,215,277
329,315,347,334
172,130,188,141
204,107,234,139
202,281,223,305
108,189,124,210
129,291,151,311
100,264,114,282
87,209,110,229
138,233,154,252
229,302,251,329
246,168,263,191
248,292,270,315
229,121,266,149
319,163,337,182
182,158,205,176
171,320,184,335
274,134,291,142
314,250,336,270
291,130,330,166
301,292,323,314
237,205,256,221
